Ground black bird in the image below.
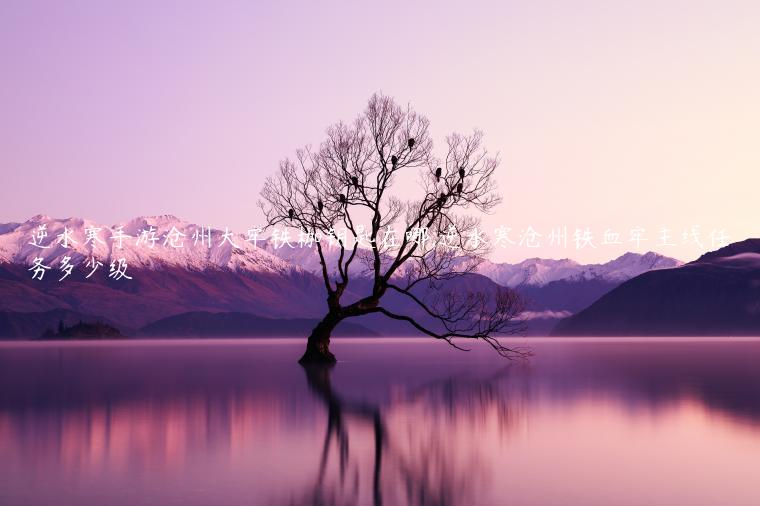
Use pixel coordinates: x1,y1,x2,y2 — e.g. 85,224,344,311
438,192,447,204
288,208,294,220
408,138,415,149
457,182,463,194
459,167,465,179
339,193,346,204
435,167,442,181
391,155,398,166
351,176,359,188
317,200,324,212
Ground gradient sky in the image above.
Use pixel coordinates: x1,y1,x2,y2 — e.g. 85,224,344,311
1,0,758,263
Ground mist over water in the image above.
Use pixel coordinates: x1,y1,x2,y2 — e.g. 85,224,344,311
1,338,759,506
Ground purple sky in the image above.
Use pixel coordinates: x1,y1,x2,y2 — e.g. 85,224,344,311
2,0,759,263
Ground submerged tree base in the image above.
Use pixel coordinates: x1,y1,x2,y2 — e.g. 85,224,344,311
298,345,337,365
298,332,337,364
299,314,340,364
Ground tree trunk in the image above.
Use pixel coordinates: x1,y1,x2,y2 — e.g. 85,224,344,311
299,312,341,364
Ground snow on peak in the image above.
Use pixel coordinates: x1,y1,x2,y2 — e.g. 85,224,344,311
477,252,681,287
0,215,299,274
476,257,581,287
0,215,684,283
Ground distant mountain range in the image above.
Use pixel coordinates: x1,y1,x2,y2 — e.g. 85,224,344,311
553,239,760,336
267,243,682,334
1,214,297,274
475,252,680,287
0,215,682,338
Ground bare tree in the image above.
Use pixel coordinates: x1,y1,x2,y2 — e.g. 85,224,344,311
259,93,525,364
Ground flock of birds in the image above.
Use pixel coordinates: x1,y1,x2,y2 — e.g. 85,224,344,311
287,138,466,221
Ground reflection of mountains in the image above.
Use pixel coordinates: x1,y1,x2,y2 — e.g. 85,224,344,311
2,340,760,504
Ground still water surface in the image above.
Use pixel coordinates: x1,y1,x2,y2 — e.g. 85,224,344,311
1,337,759,506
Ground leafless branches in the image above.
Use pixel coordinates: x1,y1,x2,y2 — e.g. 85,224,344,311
259,93,525,358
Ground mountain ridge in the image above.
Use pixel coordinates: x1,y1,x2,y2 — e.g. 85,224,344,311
1,215,681,286
553,238,760,336
0,215,687,338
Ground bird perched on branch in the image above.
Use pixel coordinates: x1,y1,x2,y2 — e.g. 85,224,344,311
391,155,398,167
339,193,346,204
459,167,465,179
351,176,359,188
288,208,294,220
457,182,463,194
435,167,442,181
408,138,415,150
317,200,324,213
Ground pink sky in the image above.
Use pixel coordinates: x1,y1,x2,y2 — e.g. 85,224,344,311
1,0,758,263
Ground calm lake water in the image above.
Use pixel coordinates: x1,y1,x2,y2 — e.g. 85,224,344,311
1,337,760,506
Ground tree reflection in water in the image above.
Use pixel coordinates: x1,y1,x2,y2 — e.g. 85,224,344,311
286,364,521,506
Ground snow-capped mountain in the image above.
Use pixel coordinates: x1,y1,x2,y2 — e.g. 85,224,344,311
475,257,583,287
569,251,682,282
476,252,681,288
0,215,338,334
260,239,348,274
0,215,681,288
0,214,685,337
260,238,682,288
0,215,680,287
553,239,760,336
0,214,297,274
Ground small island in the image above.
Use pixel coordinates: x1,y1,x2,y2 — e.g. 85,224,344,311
41,320,123,340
